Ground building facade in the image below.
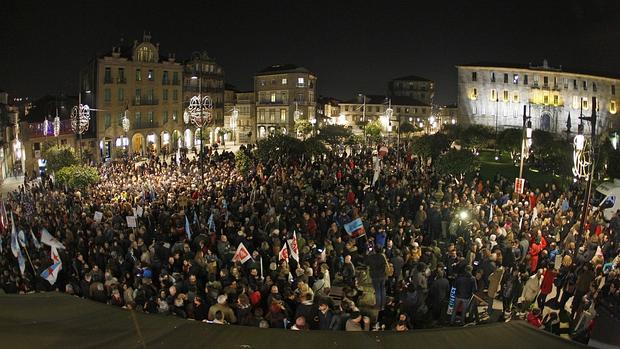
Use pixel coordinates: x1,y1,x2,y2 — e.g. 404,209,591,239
223,88,255,144
388,75,434,105
85,33,185,160
457,61,619,135
339,94,432,134
254,64,316,139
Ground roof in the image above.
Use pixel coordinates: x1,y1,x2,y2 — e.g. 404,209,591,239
391,75,432,82
457,61,620,80
0,293,589,349
341,94,430,107
256,64,313,76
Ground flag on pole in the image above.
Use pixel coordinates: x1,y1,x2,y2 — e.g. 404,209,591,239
10,212,20,258
232,242,252,264
344,218,366,238
51,245,62,265
185,215,192,241
18,230,27,247
278,244,289,261
488,204,493,223
41,261,62,285
30,230,41,249
40,228,65,249
18,249,26,275
287,231,299,263
207,213,216,232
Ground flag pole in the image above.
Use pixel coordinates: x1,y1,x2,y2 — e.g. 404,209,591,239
21,242,36,274
260,256,264,280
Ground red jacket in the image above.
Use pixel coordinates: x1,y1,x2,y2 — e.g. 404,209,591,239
527,311,542,328
529,236,547,272
540,268,557,295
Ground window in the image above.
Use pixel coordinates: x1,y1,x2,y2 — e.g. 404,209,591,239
573,79,577,89
344,106,349,112
269,109,275,121
593,82,597,92
147,111,154,124
572,96,580,109
582,97,589,110
163,111,168,123
543,94,549,105
260,80,266,87
259,110,265,122
173,90,178,101
543,76,548,87
173,72,179,84
490,72,495,82
563,78,569,89
513,74,519,84
503,90,509,102
104,88,111,102
172,111,178,121
136,69,142,81
612,85,616,95
271,79,276,85
524,74,528,85
553,95,559,106
148,70,154,81
469,88,478,100
503,73,508,83
282,78,287,85
270,93,276,103
583,81,587,90
117,112,123,126
490,89,497,101
135,89,141,103
135,112,141,128
533,75,539,85
297,77,305,87
513,92,519,103
136,46,154,62
611,101,617,114
104,67,112,83
118,68,126,83
118,88,124,102
472,72,477,81
163,89,168,101
104,113,111,128
163,71,169,84
280,109,286,122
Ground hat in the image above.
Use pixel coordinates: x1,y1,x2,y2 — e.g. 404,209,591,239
142,269,153,279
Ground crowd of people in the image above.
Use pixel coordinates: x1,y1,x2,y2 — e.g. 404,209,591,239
0,142,618,343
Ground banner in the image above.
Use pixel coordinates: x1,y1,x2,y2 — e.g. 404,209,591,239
344,218,365,238
94,211,103,223
278,244,289,261
126,216,137,228
232,242,252,264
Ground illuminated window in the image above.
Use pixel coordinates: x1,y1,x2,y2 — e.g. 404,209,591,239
611,101,617,114
513,74,519,84
503,73,508,83
471,72,477,81
136,69,142,81
582,97,589,110
470,88,478,100
148,70,153,80
280,109,287,122
572,96,579,109
270,93,276,103
297,77,305,87
503,90,509,102
490,89,497,101
282,78,287,85
553,95,559,106
513,92,519,102
543,94,549,105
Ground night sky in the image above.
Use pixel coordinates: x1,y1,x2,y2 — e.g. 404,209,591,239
1,0,619,105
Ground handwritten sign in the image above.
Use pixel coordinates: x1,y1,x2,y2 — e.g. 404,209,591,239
94,211,103,223
126,216,137,228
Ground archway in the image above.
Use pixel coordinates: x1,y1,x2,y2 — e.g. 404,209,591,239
161,131,171,155
172,130,182,150
194,128,203,151
184,128,193,149
146,133,157,155
100,137,112,160
541,113,551,132
132,133,145,155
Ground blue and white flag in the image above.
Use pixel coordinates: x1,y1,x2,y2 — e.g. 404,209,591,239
40,228,65,250
30,230,41,249
208,213,216,232
18,230,27,248
344,218,365,238
10,212,20,258
185,215,192,241
18,249,26,275
41,262,62,285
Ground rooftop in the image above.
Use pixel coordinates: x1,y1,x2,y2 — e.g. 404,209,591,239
391,75,432,82
458,60,620,80
341,94,430,107
256,64,313,76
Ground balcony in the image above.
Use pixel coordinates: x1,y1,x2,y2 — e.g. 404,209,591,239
133,121,159,129
258,100,288,105
172,79,180,85
162,80,170,85
104,77,113,84
132,98,159,106
116,77,127,84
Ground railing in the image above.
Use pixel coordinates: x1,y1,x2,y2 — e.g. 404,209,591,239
132,98,159,106
133,121,159,129
117,77,127,84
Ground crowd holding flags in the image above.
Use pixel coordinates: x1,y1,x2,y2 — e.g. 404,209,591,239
278,244,289,261
232,242,251,263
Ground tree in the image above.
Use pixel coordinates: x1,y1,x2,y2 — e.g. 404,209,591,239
398,121,419,138
235,150,252,175
316,125,351,146
295,119,313,139
435,149,480,177
42,145,78,173
497,128,523,159
411,133,450,160
55,165,100,189
303,136,328,157
529,130,572,177
256,133,305,163
365,120,383,144
442,124,464,142
460,125,494,152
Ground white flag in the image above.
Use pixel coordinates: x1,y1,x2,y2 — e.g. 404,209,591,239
41,262,61,285
287,231,300,263
18,230,27,247
40,228,66,250
30,230,41,249
10,212,20,258
232,242,252,264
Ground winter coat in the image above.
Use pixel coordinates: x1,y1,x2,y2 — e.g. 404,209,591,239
487,267,504,299
522,275,541,302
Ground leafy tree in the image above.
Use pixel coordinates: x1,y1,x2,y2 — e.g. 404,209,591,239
435,149,480,177
497,128,523,159
529,130,572,177
442,124,464,142
365,120,383,144
42,145,78,173
55,165,100,189
411,133,450,160
398,121,419,138
295,119,313,139
235,150,252,175
303,136,328,157
256,133,305,163
460,125,494,152
316,125,351,146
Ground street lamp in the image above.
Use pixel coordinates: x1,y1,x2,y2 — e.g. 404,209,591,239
575,96,598,237
230,107,238,146
186,73,214,177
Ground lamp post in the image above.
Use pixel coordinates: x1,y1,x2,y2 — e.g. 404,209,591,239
575,97,598,237
70,92,91,163
53,108,61,146
186,72,213,178
122,105,130,156
518,105,532,181
230,107,238,146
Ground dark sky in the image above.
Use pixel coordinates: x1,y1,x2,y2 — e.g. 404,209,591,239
1,0,619,105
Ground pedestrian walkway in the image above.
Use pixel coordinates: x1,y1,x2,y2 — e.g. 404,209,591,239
1,176,24,197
